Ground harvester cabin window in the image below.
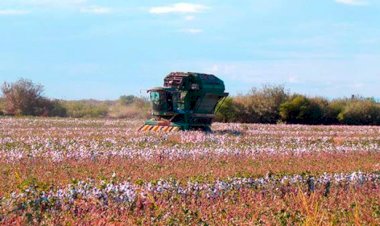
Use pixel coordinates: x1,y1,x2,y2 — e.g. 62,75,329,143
150,92,160,104
150,91,174,112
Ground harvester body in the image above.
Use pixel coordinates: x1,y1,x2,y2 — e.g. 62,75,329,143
138,72,228,132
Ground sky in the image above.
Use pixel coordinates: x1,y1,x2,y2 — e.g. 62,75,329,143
0,0,379,100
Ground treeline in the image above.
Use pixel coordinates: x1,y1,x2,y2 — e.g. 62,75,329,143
0,79,149,119
1,79,380,125
215,85,380,125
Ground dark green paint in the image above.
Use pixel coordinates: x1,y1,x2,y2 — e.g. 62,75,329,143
144,72,228,131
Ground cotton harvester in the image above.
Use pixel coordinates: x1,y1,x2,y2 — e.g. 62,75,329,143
138,72,228,132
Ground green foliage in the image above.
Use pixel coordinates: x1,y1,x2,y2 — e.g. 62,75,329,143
325,99,348,124
17,177,50,192
278,95,380,125
2,78,379,125
279,95,325,124
61,96,149,119
61,100,109,118
309,97,330,124
338,100,380,125
48,100,67,117
216,85,288,123
119,95,137,105
215,85,380,125
246,85,289,123
234,85,288,123
215,97,243,122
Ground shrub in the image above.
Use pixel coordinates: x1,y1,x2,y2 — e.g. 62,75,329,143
47,100,67,117
308,97,330,124
62,100,109,118
0,78,60,116
279,95,324,124
119,95,138,105
107,104,148,119
107,95,149,119
338,100,380,125
1,79,44,115
233,85,288,123
325,99,348,124
0,98,4,115
108,96,149,119
215,97,244,122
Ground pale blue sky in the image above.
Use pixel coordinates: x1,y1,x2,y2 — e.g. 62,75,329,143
0,0,379,100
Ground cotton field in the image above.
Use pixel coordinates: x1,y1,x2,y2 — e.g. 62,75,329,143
1,118,379,224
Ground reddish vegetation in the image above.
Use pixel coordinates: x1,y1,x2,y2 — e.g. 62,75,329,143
0,118,379,224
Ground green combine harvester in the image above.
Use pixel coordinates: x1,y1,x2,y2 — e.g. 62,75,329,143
138,72,228,132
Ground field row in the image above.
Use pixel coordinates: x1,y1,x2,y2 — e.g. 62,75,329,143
2,171,379,225
1,118,380,224
1,118,380,162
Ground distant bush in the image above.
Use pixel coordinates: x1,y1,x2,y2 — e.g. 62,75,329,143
60,96,149,119
215,97,244,122
247,85,289,123
107,104,148,119
338,100,380,125
48,100,67,117
0,98,4,115
1,79,43,115
119,95,138,105
214,87,380,126
2,78,379,125
324,99,348,124
236,86,288,123
61,100,109,118
0,78,65,117
216,85,288,123
308,97,331,124
279,95,325,124
107,95,149,119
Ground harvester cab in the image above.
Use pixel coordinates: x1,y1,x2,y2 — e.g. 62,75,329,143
138,72,228,132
